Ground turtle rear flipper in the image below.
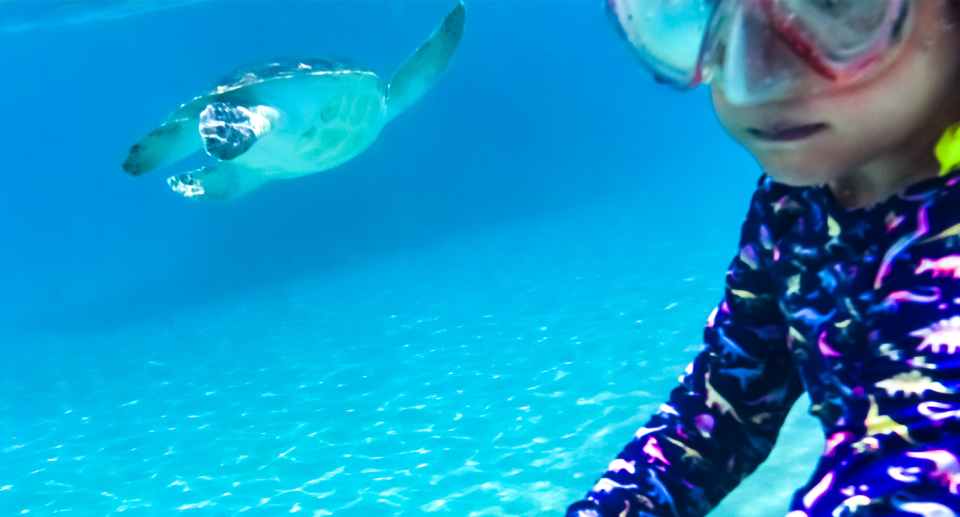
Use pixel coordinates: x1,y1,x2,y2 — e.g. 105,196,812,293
199,103,275,160
385,2,465,122
123,118,201,176
167,163,271,201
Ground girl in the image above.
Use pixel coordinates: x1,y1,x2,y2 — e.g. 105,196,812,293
566,1,960,516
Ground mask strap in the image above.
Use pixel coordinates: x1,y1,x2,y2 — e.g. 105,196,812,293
935,122,960,176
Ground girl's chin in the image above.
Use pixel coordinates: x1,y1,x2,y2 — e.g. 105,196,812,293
750,143,853,187
748,146,833,186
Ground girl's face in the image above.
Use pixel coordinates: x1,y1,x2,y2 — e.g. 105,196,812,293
711,0,960,201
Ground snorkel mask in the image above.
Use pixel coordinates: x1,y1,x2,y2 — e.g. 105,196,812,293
608,0,910,104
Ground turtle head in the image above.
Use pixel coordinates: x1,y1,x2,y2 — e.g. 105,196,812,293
123,119,200,176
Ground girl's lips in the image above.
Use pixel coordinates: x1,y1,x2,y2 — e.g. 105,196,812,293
748,123,828,142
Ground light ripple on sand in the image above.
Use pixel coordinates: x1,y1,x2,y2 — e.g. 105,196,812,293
0,197,823,516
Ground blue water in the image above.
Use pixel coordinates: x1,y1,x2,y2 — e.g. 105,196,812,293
0,2,823,516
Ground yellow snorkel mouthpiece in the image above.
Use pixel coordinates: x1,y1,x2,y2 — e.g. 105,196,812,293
936,122,960,175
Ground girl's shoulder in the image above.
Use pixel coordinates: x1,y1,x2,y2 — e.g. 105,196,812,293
746,170,960,247
744,174,818,243
906,170,960,236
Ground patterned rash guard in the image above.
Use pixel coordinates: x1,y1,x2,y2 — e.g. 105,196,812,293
566,172,960,517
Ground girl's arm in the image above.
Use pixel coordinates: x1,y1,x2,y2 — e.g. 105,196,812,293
784,191,960,515
855,196,960,470
566,178,804,517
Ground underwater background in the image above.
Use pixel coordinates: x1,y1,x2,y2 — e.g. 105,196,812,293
0,1,824,515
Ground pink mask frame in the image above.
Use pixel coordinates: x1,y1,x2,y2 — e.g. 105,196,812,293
608,0,909,102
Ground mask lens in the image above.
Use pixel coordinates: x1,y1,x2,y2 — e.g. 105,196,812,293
769,0,901,68
608,0,718,87
719,2,807,103
609,0,903,103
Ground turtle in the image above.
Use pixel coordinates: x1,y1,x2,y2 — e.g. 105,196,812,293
122,2,465,201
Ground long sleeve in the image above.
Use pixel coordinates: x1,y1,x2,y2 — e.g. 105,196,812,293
783,188,960,515
566,180,805,517
863,199,960,445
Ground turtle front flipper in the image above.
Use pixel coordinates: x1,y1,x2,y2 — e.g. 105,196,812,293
385,2,465,122
167,163,271,201
199,103,277,160
122,118,202,176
